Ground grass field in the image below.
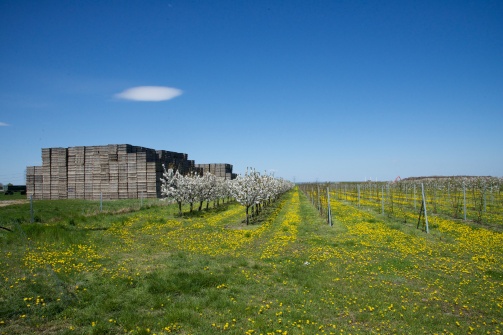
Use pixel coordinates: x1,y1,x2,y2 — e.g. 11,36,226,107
0,191,27,201
1,188,502,334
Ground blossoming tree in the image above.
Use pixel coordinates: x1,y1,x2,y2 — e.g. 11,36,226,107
161,165,293,219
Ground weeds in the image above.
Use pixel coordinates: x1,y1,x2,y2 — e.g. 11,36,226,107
1,188,502,334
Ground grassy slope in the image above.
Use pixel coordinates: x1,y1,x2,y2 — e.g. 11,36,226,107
1,189,502,334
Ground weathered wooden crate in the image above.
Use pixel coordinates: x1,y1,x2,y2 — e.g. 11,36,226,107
75,174,85,183
146,191,157,199
28,143,212,200
117,144,132,152
147,180,157,189
67,185,76,199
42,147,51,158
109,160,119,170
137,181,147,193
118,192,129,199
26,166,35,176
127,152,137,161
128,166,137,175
136,151,146,160
109,182,118,192
74,187,84,195
109,172,119,183
118,153,128,163
128,182,138,192
26,169,35,196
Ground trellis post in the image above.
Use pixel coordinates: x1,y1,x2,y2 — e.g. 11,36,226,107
413,184,417,210
327,187,333,226
463,183,467,221
381,186,385,215
417,183,429,233
357,184,361,207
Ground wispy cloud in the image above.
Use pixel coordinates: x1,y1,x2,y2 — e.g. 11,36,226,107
0,122,10,126
114,86,183,102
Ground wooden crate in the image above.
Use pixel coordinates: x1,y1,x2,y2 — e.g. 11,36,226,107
118,192,129,199
138,182,147,193
28,143,204,200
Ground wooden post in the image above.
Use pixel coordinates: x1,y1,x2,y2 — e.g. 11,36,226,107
463,183,467,221
381,186,385,215
317,184,321,214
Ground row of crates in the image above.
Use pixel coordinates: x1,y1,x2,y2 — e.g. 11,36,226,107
26,144,235,200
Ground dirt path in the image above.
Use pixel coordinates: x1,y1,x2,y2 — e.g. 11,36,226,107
0,200,28,207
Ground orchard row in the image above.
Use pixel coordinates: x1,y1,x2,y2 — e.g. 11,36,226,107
160,166,293,224
300,176,503,227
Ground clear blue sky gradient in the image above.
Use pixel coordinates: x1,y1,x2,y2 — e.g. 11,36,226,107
1,0,502,184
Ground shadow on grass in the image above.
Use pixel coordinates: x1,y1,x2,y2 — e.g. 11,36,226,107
175,201,236,219
146,270,227,296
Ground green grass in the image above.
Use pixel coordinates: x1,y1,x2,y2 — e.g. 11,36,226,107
0,197,172,229
0,191,26,201
1,189,502,334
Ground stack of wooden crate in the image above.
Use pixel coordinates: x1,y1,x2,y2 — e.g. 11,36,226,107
26,166,44,199
194,163,210,174
91,146,102,200
67,146,83,199
41,148,51,199
26,144,235,200
26,166,35,199
34,167,43,196
67,148,75,199
136,151,146,198
109,145,119,200
195,163,235,179
98,147,110,200
117,144,129,199
74,147,86,199
127,151,137,198
146,149,157,198
83,147,93,199
47,148,68,200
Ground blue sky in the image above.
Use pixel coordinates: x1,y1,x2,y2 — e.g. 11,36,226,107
1,0,502,184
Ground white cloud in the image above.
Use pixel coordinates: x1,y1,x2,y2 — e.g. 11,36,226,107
115,86,183,102
0,122,10,126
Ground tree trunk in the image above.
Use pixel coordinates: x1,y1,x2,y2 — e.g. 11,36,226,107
198,201,203,211
246,205,250,225
178,201,182,216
